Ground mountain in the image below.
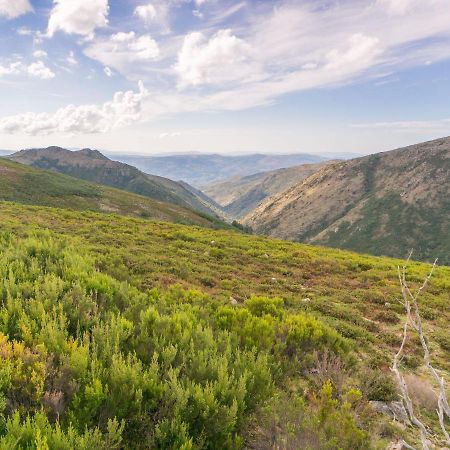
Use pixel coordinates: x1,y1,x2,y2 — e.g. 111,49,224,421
9,147,220,217
0,201,448,448
106,152,327,186
244,137,450,263
0,150,12,156
203,161,336,218
0,157,228,229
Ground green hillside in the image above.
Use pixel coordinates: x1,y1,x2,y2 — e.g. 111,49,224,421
0,201,448,449
0,158,228,229
9,147,221,217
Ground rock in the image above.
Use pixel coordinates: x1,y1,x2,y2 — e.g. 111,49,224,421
271,277,277,281
369,401,411,425
229,296,238,305
385,302,391,307
387,440,408,450
302,298,311,303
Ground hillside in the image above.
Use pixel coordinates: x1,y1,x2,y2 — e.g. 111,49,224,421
203,161,335,218
9,147,220,217
244,138,450,264
0,158,228,229
0,201,448,448
109,152,326,186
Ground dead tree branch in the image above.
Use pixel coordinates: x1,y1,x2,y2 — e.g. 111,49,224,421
392,254,450,448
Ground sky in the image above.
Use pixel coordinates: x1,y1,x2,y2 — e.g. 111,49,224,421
0,0,450,155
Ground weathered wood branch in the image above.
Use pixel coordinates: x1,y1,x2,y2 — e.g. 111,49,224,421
393,255,450,448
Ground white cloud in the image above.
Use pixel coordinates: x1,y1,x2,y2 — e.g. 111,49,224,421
0,60,55,80
0,62,23,77
134,4,157,23
159,131,180,138
0,82,149,135
133,1,171,32
0,0,33,19
85,32,159,74
351,119,450,130
27,61,56,79
66,51,78,65
17,26,33,35
175,29,258,87
377,0,420,16
33,50,48,59
4,0,450,139
325,34,381,71
47,0,109,38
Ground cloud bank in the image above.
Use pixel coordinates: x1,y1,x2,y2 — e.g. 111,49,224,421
0,82,149,135
2,0,450,137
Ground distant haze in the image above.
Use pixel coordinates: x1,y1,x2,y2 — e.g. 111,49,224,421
108,153,328,186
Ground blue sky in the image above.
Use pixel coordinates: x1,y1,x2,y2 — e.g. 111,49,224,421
0,0,450,155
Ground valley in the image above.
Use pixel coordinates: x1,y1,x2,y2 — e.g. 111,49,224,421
2,2,449,448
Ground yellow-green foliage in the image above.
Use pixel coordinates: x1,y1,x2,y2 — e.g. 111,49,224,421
0,202,448,448
246,382,369,449
0,232,357,448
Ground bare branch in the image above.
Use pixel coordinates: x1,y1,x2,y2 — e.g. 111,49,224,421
438,394,450,444
400,440,417,450
393,256,449,447
391,319,430,449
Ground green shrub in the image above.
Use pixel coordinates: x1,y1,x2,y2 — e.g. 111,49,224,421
360,369,398,401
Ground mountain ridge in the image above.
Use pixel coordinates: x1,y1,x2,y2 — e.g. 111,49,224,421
0,157,229,229
244,137,450,263
9,146,220,217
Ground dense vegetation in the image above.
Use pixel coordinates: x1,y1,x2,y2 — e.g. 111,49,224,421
0,158,229,230
0,202,448,448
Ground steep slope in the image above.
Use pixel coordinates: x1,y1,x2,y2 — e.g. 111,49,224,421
109,153,326,186
0,201,448,448
203,161,336,218
9,146,220,217
244,137,450,263
0,158,228,228
178,180,228,218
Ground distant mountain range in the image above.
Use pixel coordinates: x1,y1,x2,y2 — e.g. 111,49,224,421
9,147,220,218
106,153,327,186
0,158,227,229
4,140,449,263
203,161,336,218
243,137,450,263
